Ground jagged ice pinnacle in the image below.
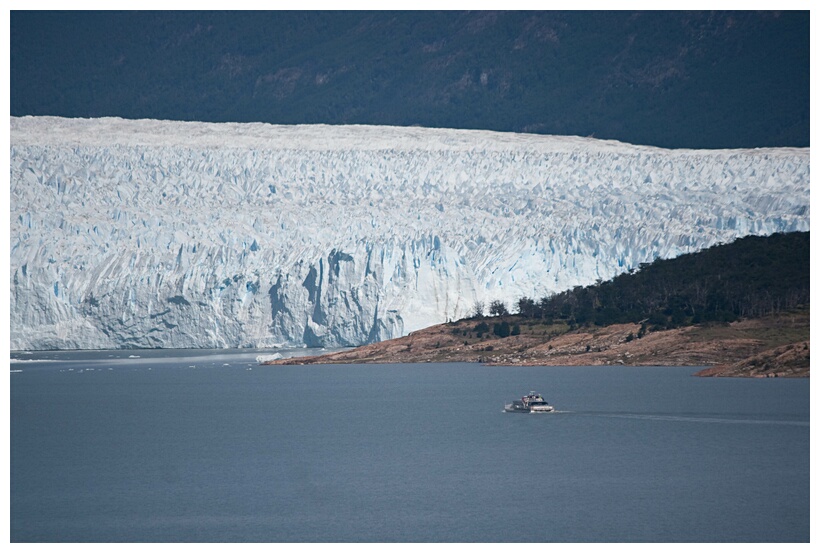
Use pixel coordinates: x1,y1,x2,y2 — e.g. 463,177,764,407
9,116,810,350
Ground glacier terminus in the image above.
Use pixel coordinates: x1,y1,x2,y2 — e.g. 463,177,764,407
10,116,810,350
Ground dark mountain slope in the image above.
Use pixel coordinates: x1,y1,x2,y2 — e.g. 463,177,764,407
11,11,809,149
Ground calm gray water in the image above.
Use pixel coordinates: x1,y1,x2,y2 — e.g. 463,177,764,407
10,350,810,542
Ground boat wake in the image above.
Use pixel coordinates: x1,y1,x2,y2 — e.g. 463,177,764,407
501,410,806,426
594,413,808,427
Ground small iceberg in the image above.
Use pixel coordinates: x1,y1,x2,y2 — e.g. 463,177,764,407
257,353,283,364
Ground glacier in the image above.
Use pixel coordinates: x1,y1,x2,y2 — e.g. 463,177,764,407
9,116,810,350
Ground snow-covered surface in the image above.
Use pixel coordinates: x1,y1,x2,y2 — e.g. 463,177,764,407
10,116,810,350
256,353,283,363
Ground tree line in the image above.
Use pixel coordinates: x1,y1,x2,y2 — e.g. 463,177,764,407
472,232,809,332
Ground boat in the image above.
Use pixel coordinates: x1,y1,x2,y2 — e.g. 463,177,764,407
504,391,555,413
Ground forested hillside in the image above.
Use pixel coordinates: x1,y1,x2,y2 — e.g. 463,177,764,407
515,232,809,330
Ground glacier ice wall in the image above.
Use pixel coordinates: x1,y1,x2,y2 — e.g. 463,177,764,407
9,116,810,350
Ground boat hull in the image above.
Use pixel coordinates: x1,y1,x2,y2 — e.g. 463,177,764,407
504,403,554,413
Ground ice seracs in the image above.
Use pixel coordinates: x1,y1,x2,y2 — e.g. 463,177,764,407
9,116,810,350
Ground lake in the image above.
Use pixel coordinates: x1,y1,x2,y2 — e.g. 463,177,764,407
10,350,810,542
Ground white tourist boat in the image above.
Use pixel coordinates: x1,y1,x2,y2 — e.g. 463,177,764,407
504,391,555,413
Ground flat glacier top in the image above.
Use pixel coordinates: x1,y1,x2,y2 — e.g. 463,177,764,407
9,116,810,350
10,115,807,156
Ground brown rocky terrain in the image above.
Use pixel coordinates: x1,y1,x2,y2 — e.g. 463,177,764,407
265,311,809,377
694,341,810,378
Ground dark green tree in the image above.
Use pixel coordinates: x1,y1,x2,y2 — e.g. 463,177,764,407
489,300,509,317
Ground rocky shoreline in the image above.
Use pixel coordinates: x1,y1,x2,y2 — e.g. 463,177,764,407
264,311,809,377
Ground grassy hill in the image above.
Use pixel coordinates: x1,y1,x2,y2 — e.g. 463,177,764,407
268,232,810,376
